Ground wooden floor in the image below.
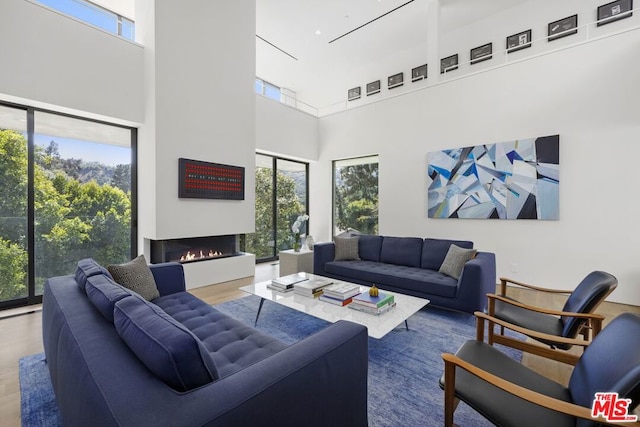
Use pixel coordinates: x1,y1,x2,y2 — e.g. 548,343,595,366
1,263,638,426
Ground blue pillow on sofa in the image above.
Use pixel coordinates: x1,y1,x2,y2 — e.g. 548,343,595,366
113,295,219,392
85,274,132,323
75,258,113,293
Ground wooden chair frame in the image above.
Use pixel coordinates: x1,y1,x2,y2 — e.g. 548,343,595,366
442,348,640,427
483,277,611,365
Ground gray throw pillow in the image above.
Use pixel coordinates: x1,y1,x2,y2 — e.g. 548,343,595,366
439,245,477,280
334,237,360,261
108,255,160,301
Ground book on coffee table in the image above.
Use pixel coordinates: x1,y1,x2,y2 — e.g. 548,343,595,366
348,301,397,316
319,294,354,306
351,292,394,309
293,277,333,297
271,273,308,290
322,282,361,300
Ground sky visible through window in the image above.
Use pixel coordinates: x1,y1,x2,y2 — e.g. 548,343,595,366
34,134,130,166
37,0,133,40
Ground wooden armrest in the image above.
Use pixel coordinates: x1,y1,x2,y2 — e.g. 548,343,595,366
474,312,592,348
499,277,574,295
442,352,640,426
486,294,606,320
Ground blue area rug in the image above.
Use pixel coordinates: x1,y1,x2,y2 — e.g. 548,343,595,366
19,296,521,426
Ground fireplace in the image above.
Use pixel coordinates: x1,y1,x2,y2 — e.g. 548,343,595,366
149,235,241,264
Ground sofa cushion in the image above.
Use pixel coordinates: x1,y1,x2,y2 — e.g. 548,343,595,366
108,255,160,301
358,235,383,262
75,258,113,293
154,292,288,378
325,260,458,298
421,238,474,270
85,274,132,322
380,237,424,268
113,295,218,391
439,245,477,279
334,237,360,261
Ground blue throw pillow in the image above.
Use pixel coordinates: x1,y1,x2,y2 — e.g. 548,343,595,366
75,258,113,293
85,274,132,323
114,295,219,391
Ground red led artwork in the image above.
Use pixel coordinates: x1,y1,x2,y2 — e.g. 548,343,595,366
178,158,244,200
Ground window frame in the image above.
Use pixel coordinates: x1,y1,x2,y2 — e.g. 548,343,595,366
0,100,137,310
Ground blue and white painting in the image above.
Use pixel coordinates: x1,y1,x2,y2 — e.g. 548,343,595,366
427,135,559,220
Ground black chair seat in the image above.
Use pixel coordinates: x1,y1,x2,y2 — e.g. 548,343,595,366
493,298,567,349
440,340,574,427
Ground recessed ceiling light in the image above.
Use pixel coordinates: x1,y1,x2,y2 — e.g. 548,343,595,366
315,30,322,35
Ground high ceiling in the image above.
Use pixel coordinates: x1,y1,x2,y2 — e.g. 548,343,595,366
256,0,526,109
98,0,532,109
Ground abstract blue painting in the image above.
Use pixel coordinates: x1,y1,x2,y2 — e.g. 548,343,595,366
427,135,559,220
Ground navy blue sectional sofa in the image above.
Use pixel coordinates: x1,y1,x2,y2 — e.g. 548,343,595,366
42,259,368,427
314,236,496,313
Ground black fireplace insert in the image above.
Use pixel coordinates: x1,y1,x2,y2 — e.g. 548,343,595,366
150,235,241,264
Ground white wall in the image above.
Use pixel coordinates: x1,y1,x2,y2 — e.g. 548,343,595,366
315,29,640,306
137,0,256,242
255,94,319,161
0,0,144,124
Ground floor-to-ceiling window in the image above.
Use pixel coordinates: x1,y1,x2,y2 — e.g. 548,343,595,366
245,154,308,262
0,102,136,309
333,155,379,237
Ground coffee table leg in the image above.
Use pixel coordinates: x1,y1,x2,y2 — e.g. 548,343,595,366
404,319,409,331
254,298,265,326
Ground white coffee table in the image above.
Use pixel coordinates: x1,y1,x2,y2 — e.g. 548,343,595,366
240,273,429,339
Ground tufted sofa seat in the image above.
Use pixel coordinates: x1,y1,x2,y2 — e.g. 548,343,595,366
153,292,287,379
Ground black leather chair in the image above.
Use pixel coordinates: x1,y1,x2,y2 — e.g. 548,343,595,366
485,271,617,365
441,312,640,427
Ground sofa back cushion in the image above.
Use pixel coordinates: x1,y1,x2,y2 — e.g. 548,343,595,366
380,237,424,268
85,274,132,323
113,295,219,391
358,235,383,262
421,238,474,270
75,258,113,293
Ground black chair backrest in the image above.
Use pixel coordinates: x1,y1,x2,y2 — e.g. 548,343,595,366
560,271,617,338
568,312,640,427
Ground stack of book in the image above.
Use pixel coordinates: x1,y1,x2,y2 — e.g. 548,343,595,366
319,282,361,306
348,291,396,315
266,273,308,293
293,277,333,298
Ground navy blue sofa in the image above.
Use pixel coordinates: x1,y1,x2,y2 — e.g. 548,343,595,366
314,236,496,313
42,260,368,427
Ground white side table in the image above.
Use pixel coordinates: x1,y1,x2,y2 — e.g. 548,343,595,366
279,249,314,276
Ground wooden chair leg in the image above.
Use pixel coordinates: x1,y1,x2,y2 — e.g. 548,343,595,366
443,360,458,427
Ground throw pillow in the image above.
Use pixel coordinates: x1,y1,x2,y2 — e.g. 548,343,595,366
439,245,477,280
108,255,160,301
334,237,360,261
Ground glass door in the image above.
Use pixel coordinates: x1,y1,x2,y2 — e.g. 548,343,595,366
0,105,29,306
33,111,133,295
245,154,308,262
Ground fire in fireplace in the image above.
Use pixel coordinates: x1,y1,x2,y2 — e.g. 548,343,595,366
149,235,241,264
